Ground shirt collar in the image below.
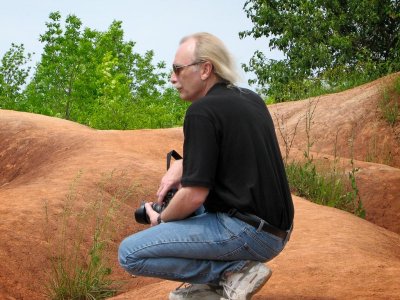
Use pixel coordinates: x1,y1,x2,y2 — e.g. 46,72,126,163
206,82,229,95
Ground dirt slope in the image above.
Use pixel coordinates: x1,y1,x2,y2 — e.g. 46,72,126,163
0,74,399,299
268,73,400,234
111,197,400,300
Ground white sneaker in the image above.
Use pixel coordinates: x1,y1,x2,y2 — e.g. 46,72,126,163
169,283,223,300
220,262,272,300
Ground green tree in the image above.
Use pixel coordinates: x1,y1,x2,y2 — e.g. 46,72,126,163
25,12,170,126
0,43,32,109
88,51,133,129
241,0,400,101
25,12,96,119
92,20,169,99
87,21,171,128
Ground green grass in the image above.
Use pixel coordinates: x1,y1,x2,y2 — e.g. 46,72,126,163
379,77,399,127
285,159,365,218
279,98,365,218
43,171,136,300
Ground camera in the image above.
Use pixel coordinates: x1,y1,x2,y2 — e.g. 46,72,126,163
134,189,177,224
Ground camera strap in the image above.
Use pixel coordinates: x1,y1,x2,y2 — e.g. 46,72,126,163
166,150,182,170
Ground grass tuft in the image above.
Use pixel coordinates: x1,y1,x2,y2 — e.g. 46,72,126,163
43,170,136,300
277,99,365,218
379,77,400,127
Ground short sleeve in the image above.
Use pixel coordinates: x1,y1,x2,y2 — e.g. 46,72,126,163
181,113,219,188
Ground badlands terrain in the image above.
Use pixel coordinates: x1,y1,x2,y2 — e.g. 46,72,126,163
0,74,399,299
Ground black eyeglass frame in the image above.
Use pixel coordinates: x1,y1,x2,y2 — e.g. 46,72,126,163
172,60,205,75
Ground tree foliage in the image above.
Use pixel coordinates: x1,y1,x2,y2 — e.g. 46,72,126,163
0,12,187,129
0,43,32,107
241,0,400,101
22,12,170,124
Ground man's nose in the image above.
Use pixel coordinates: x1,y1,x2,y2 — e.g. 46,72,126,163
170,71,177,84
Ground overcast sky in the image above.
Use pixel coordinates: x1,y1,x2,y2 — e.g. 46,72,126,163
1,0,284,88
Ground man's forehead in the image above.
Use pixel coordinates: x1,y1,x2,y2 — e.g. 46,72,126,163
177,39,196,57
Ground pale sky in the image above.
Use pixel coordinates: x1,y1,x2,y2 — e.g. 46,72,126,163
1,0,284,88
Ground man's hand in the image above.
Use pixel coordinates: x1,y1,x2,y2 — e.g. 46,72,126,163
145,187,209,226
144,202,160,227
157,159,183,203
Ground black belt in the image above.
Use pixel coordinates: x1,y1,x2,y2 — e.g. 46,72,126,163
228,209,289,240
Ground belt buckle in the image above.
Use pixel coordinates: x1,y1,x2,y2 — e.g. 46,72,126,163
257,219,265,232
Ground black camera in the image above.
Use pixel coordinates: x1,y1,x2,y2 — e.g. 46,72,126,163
134,189,177,224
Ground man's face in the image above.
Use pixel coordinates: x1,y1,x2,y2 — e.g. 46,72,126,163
170,39,206,101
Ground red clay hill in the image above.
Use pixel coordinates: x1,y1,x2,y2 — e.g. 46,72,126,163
0,74,399,299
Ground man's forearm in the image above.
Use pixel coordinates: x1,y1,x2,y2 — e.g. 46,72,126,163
160,186,209,222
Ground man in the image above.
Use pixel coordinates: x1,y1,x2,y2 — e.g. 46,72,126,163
119,32,294,300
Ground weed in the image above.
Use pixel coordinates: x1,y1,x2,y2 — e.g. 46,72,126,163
304,98,319,162
365,132,394,166
43,170,136,300
283,100,364,217
344,128,364,218
285,158,364,217
274,109,302,164
379,79,399,127
365,134,378,163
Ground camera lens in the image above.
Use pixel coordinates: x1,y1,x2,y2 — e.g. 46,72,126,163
134,203,150,224
134,189,177,225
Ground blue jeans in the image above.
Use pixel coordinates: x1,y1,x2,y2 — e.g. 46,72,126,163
118,211,290,285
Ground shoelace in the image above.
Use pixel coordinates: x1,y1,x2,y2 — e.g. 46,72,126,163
174,282,224,298
175,282,193,297
220,282,246,300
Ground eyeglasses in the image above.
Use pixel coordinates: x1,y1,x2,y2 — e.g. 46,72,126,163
172,60,204,75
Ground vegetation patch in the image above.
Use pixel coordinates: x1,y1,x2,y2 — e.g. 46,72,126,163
43,171,136,300
275,99,365,217
379,77,400,127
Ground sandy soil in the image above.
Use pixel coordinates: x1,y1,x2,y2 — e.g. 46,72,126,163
0,74,399,299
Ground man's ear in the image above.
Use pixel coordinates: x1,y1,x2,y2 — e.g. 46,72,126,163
201,61,213,80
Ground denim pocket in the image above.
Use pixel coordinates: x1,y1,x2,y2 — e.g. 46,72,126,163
217,212,246,236
242,227,282,261
216,213,283,261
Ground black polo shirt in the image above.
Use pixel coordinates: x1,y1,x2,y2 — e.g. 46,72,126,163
181,83,294,230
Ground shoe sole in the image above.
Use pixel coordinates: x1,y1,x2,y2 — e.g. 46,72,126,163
169,284,222,300
246,264,272,300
